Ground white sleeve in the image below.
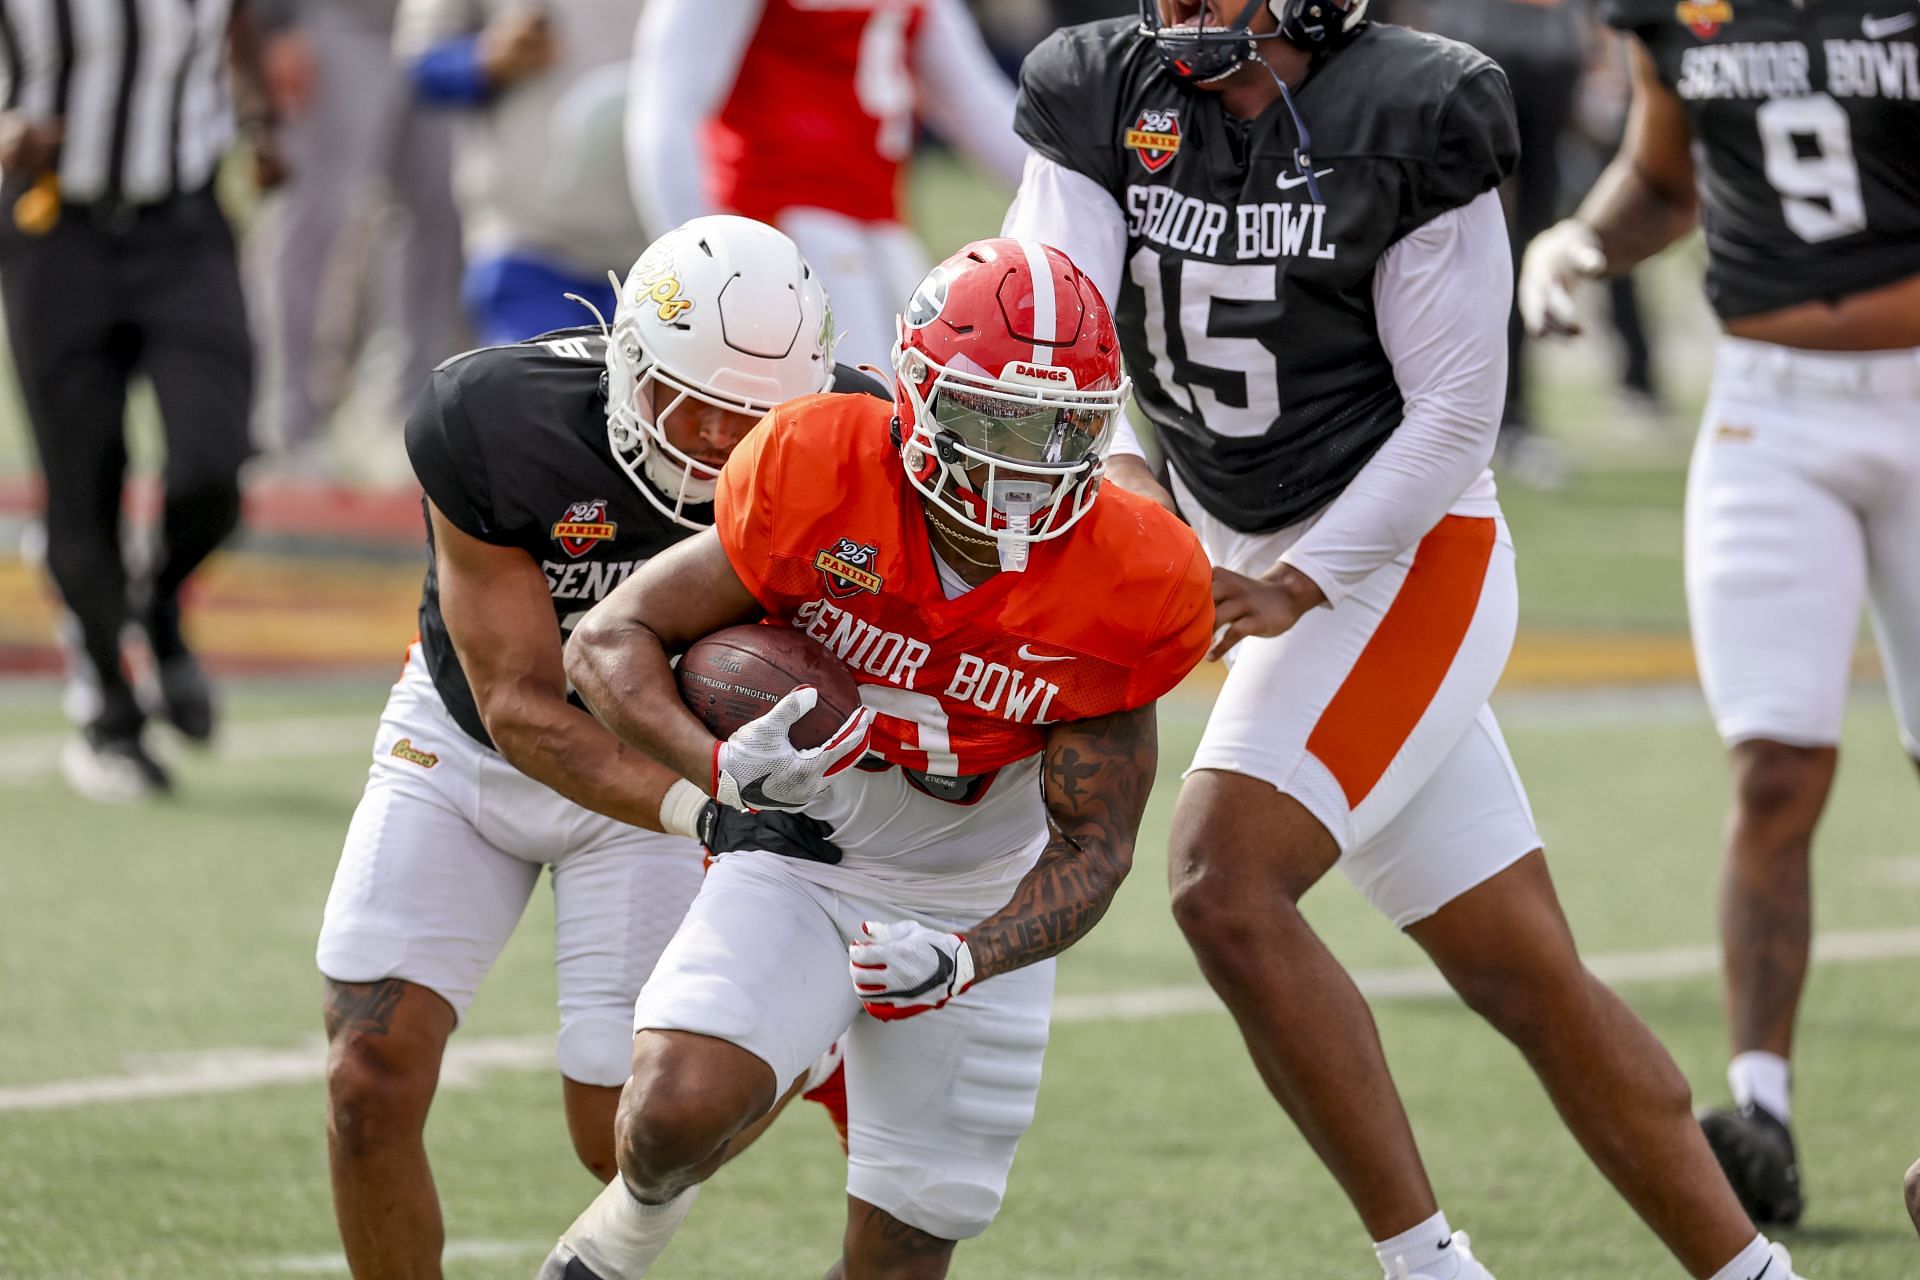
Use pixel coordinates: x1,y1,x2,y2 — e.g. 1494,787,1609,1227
912,0,1026,189
626,0,761,238
1278,189,1511,608
1000,151,1145,458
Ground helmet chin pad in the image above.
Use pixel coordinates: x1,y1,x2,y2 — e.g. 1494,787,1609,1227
641,444,719,506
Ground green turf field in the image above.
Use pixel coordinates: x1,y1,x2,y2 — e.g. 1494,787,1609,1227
1,152,1914,1278
2,677,1917,1278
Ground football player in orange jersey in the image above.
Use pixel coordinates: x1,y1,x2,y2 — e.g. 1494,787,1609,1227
534,239,1213,1280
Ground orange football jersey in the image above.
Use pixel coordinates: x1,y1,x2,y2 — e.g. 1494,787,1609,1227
715,393,1213,781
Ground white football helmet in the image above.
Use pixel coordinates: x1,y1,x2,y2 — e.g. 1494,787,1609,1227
602,216,836,528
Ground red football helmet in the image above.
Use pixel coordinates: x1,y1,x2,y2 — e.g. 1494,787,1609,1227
892,239,1130,566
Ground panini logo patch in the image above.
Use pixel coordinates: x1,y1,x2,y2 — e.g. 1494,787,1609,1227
815,538,883,597
1124,109,1181,173
390,738,439,769
1676,0,1733,37
552,499,617,558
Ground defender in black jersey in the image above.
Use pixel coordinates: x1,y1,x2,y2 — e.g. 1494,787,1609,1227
1521,0,1920,1230
1008,4,1791,1277
314,217,862,1278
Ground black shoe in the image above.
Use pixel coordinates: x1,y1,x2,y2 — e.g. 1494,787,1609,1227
153,651,216,742
60,727,172,803
136,589,216,742
1700,1102,1804,1227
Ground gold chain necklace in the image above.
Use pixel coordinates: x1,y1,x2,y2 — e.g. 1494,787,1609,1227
925,516,1003,570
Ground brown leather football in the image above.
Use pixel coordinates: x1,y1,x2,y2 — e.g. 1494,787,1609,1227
676,624,863,748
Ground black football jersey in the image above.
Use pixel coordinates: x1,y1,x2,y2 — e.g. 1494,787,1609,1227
1602,0,1920,319
405,328,888,748
1016,20,1518,533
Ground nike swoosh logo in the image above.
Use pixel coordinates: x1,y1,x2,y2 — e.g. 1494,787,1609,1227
890,947,955,1000
1017,644,1072,663
1275,166,1335,191
1746,1259,1771,1280
1863,11,1917,36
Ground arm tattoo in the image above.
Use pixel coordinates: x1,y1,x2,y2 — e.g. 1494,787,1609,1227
322,978,408,1040
966,704,1157,982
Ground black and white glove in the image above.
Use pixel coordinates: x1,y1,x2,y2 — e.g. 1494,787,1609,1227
849,921,975,1021
696,800,843,864
712,686,873,812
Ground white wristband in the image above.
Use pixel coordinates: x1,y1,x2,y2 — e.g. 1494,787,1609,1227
658,778,707,839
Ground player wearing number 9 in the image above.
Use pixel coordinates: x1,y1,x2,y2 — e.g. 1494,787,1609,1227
1002,5,1803,1279
543,238,1213,1279
1521,0,1920,1232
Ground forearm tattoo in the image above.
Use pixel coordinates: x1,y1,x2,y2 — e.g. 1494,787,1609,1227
322,978,407,1039
967,704,1158,981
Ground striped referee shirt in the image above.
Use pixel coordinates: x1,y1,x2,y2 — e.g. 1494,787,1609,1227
0,0,237,205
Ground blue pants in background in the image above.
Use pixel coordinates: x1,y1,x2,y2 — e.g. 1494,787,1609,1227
464,255,617,347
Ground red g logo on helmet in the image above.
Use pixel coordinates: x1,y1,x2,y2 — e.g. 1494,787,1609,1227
890,239,1130,552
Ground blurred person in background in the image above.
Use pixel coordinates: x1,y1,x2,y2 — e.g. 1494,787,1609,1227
0,0,282,800
626,0,1029,372
317,218,861,1279
1390,0,1586,487
395,0,643,347
250,0,464,470
1522,0,1920,1227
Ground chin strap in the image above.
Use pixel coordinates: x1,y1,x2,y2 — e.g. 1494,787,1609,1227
1259,58,1325,204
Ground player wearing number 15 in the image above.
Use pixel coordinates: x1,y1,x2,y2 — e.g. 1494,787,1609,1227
1520,0,1920,1230
539,239,1212,1279
1006,5,1797,1280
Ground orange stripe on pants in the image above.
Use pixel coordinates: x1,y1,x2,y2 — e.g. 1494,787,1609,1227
1305,516,1497,810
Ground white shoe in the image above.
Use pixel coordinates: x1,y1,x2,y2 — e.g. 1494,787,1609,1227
1769,1241,1804,1278
60,730,171,803
1387,1231,1495,1280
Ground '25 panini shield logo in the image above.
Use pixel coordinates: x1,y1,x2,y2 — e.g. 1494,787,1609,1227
551,499,617,558
1123,109,1181,173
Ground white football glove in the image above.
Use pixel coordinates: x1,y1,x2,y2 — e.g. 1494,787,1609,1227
1517,219,1608,338
712,686,874,813
849,921,975,1021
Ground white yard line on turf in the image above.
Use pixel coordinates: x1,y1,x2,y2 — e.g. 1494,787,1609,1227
255,1239,546,1273
0,714,371,783
6,925,1918,1117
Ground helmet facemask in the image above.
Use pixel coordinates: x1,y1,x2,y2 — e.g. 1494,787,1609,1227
606,309,772,529
1136,0,1277,84
894,330,1129,572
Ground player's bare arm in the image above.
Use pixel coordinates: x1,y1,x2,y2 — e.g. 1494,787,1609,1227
429,499,687,831
1102,452,1179,517
967,702,1159,980
1521,42,1697,336
1575,42,1700,270
563,528,764,789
